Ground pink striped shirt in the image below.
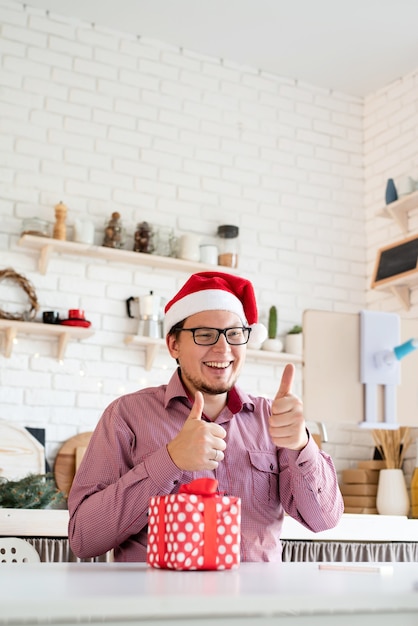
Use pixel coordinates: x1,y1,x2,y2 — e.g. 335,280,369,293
68,369,343,562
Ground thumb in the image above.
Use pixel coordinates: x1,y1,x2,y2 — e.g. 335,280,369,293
274,363,295,400
187,390,204,420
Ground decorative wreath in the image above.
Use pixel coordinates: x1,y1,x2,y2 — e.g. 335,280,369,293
0,268,39,321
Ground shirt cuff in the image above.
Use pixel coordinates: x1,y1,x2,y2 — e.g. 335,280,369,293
144,445,184,492
286,430,318,468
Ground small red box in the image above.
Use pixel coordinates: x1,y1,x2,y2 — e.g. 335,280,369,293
147,478,241,570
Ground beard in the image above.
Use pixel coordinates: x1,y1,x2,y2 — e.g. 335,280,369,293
179,366,238,396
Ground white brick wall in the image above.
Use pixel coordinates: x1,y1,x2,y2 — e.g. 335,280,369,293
1,1,416,479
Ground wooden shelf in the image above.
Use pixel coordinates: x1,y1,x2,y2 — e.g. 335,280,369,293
18,234,236,275
124,335,166,370
374,194,418,308
371,233,418,311
124,334,303,370
0,320,94,360
378,190,418,233
373,274,418,311
247,347,303,365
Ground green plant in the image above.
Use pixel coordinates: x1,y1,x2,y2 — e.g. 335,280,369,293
267,306,277,339
288,324,302,334
0,473,64,509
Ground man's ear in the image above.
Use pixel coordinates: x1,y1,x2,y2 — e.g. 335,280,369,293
166,333,180,360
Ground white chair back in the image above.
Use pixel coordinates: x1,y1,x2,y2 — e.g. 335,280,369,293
0,537,40,563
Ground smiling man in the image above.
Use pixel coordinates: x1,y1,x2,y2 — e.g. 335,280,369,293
68,271,343,562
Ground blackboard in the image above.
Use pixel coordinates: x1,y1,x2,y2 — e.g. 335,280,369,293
372,234,418,286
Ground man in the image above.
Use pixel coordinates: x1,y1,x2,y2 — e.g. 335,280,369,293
68,271,343,561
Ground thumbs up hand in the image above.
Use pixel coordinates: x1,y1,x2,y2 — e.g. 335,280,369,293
167,391,227,471
268,364,308,451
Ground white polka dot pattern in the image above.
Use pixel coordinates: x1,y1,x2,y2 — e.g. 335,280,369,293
147,493,241,570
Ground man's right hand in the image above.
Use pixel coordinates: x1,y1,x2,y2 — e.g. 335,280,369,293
166,391,227,471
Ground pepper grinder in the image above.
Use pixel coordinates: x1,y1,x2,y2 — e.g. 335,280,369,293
53,201,67,240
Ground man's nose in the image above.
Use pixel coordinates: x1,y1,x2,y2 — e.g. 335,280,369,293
213,332,231,349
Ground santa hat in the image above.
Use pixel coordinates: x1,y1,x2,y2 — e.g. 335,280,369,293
164,271,267,346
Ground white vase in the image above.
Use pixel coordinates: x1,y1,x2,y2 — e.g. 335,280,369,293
74,218,95,244
376,468,410,516
262,338,283,352
284,333,303,355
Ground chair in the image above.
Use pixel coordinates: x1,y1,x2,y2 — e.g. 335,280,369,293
0,537,41,563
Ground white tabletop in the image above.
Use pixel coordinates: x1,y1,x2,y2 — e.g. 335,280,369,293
1,561,418,625
3,508,418,541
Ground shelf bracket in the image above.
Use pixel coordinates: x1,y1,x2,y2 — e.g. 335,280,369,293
389,285,410,311
145,343,161,371
57,332,70,361
38,244,53,274
3,327,17,358
385,205,409,234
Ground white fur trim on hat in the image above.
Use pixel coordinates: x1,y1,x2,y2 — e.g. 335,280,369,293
164,289,246,336
248,322,267,346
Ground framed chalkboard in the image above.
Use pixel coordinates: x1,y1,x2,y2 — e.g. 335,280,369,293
371,234,418,287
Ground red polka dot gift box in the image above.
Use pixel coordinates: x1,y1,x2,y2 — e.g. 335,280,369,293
147,477,241,570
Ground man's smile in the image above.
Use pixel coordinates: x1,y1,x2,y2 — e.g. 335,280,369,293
204,361,232,369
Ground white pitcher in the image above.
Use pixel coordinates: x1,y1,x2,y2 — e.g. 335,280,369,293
74,218,95,245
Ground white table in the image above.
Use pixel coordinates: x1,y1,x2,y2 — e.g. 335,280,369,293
2,509,418,540
1,561,418,625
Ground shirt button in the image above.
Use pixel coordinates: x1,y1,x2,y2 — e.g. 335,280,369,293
173,480,178,485
270,463,274,471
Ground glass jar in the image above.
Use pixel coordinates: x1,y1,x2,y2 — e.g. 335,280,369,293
21,218,50,238
102,212,125,249
217,225,239,268
133,221,154,253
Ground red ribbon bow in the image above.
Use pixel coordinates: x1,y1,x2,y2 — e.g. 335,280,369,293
156,477,220,569
179,477,219,496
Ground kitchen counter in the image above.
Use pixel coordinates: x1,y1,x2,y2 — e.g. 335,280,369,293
2,508,418,541
1,561,418,625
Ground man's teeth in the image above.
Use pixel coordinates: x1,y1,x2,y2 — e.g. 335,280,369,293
205,361,230,368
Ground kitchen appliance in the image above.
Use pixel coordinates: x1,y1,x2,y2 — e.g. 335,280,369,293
126,291,164,338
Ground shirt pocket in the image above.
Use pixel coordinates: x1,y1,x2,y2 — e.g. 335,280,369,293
248,451,279,509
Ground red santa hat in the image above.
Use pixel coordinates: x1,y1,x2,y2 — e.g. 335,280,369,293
164,271,267,346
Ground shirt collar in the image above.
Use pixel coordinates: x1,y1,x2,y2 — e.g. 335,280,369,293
164,368,255,414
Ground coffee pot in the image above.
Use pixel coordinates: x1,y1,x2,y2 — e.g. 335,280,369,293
126,291,164,338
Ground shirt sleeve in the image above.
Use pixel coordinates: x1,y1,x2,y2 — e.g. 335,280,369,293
278,433,344,532
67,400,184,559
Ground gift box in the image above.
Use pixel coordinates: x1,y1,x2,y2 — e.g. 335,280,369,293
147,477,241,570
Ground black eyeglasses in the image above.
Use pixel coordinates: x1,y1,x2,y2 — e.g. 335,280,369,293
176,327,251,346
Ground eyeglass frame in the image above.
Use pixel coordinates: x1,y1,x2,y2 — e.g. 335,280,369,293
174,326,252,346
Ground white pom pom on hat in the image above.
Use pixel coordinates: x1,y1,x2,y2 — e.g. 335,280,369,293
164,271,267,346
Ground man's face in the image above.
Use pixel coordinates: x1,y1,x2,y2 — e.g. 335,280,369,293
166,310,247,397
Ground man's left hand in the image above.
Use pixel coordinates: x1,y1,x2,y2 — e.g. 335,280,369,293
268,363,308,451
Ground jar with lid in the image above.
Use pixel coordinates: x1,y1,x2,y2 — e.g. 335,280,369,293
133,221,154,253
102,212,125,249
217,225,239,268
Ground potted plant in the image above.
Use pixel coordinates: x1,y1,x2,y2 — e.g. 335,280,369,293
284,324,303,355
262,306,283,352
